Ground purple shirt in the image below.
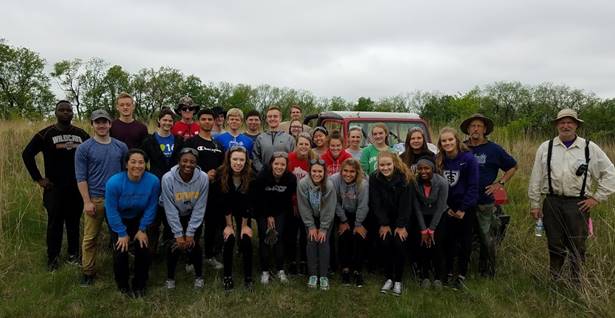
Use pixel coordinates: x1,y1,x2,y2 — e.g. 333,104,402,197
110,119,148,149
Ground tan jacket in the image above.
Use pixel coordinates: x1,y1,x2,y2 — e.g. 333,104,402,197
528,136,615,209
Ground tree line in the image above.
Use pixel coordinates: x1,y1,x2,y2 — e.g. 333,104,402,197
2,40,614,139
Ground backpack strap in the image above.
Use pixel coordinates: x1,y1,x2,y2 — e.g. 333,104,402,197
580,139,591,198
547,138,554,195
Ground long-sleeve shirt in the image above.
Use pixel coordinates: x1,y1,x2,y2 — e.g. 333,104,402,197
369,171,414,228
161,165,209,238
360,144,394,176
252,130,295,172
22,124,89,188
253,168,297,217
414,174,449,231
104,172,160,237
442,151,479,212
296,177,337,231
528,136,615,209
321,149,353,175
75,138,128,198
329,173,369,227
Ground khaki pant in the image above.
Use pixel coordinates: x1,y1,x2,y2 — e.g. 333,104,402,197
81,197,105,276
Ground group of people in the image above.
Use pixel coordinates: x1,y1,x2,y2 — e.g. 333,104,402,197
22,92,615,298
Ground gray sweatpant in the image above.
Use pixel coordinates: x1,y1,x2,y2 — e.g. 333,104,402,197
306,224,331,277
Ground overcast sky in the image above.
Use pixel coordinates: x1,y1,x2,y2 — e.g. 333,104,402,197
3,0,615,100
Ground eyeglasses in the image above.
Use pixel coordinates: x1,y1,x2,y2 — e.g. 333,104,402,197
181,106,197,112
309,159,326,165
179,147,199,157
272,151,288,159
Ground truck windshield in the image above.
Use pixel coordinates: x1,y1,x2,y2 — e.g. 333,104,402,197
349,120,430,148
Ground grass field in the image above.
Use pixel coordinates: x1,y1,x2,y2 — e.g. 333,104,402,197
1,120,614,318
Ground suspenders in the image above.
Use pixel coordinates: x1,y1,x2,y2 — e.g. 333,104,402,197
546,138,590,198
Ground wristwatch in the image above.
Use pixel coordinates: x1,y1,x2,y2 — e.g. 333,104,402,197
498,180,505,185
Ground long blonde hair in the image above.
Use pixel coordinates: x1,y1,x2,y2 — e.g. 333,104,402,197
435,127,469,173
376,151,414,184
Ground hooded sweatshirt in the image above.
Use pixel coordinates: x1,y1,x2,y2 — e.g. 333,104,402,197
209,174,256,219
253,167,297,217
414,173,449,231
441,151,479,212
251,130,296,172
297,177,336,231
369,171,414,228
160,165,209,238
321,149,353,175
329,173,369,227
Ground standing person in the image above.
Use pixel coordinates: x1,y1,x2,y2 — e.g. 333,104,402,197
285,132,316,275
279,104,312,133
346,127,364,160
460,114,517,278
105,149,160,297
215,108,254,155
400,127,435,172
360,123,393,176
75,109,128,286
311,126,329,157
253,152,297,285
185,108,225,270
161,148,209,289
321,131,352,175
109,92,148,149
413,157,449,290
141,107,184,255
171,96,200,141
22,100,90,271
252,105,295,172
213,146,256,291
288,119,304,141
330,158,369,287
528,109,615,283
436,127,479,290
211,106,227,138
370,151,414,296
297,159,336,290
244,110,262,143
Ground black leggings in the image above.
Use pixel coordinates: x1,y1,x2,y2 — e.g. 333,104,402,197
416,215,446,281
381,230,407,281
283,210,307,266
443,209,476,277
223,216,253,279
258,214,285,272
338,214,367,273
111,216,151,291
166,215,203,279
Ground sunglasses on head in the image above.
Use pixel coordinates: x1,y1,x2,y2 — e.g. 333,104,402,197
272,151,288,159
179,147,198,157
230,145,247,152
309,159,326,165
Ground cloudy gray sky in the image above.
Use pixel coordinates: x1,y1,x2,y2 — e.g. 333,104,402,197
3,0,615,100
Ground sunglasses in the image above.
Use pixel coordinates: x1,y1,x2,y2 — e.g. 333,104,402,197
179,147,199,157
272,151,288,159
309,159,326,165
180,106,197,112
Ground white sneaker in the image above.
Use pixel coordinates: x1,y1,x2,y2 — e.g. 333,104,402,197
277,270,289,284
165,279,176,289
260,271,270,284
392,281,402,296
194,277,204,289
205,257,223,270
380,279,393,294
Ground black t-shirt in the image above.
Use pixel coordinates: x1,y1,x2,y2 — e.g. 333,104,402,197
22,124,90,188
185,135,225,173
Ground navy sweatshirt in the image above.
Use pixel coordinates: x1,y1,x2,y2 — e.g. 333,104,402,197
441,151,479,212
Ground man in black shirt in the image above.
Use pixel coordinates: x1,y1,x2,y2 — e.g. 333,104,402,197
185,108,225,269
22,100,90,271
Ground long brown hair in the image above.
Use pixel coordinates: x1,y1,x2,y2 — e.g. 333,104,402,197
435,127,469,173
218,146,253,193
340,158,364,186
309,159,328,194
370,123,390,146
376,151,414,184
400,127,428,166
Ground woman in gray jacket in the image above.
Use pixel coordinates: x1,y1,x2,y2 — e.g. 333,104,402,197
297,159,336,291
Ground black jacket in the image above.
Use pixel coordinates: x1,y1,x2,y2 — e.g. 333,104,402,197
253,167,297,217
141,133,184,179
369,171,414,228
209,175,256,219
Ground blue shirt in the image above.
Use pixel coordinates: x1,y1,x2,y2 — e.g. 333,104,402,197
468,141,517,204
154,132,175,165
105,171,160,237
214,131,254,157
75,138,128,198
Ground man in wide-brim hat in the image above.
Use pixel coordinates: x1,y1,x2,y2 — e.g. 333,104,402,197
528,108,615,284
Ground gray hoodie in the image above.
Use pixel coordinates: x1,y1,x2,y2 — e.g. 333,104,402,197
297,177,336,231
252,130,296,172
329,173,369,227
160,165,209,238
414,173,449,231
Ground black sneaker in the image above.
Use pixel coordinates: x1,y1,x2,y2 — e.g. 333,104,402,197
47,258,60,272
80,274,94,287
244,278,254,292
354,272,364,288
66,254,80,266
341,270,351,286
452,276,468,291
119,287,131,297
223,277,234,292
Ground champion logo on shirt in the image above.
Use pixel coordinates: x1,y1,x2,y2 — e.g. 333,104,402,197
196,145,223,153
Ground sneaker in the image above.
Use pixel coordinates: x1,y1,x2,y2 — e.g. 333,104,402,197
319,277,330,291
244,278,254,292
260,271,270,284
433,279,443,290
341,270,351,286
277,270,289,284
452,276,468,291
119,287,131,297
205,257,223,270
354,272,364,288
307,275,318,288
185,264,195,274
194,277,204,289
80,274,94,287
223,276,234,292
66,254,80,266
420,278,431,289
165,279,176,289
392,282,402,296
380,279,393,294
47,258,60,272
